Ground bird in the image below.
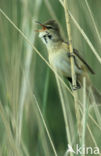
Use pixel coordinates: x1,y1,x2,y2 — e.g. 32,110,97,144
36,19,101,103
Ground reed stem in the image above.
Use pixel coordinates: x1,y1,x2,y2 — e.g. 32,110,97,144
64,0,81,140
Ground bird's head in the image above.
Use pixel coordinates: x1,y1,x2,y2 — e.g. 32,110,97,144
36,20,63,47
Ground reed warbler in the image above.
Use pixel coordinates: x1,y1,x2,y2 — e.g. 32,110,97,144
36,20,101,103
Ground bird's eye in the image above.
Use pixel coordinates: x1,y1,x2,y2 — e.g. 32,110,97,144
46,26,54,29
48,35,52,39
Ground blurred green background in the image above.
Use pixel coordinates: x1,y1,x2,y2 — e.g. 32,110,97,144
0,0,101,156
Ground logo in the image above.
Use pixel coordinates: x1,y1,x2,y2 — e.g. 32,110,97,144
65,144,100,155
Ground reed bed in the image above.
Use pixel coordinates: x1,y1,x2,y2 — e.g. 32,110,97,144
0,0,101,155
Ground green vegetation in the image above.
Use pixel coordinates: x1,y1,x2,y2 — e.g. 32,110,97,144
0,0,101,155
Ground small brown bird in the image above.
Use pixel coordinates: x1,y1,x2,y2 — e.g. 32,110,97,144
36,19,101,103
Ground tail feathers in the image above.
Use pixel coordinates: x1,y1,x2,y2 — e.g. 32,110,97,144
91,86,101,104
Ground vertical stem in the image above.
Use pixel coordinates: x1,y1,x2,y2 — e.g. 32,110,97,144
55,75,73,156
64,0,76,88
64,0,81,140
82,77,87,156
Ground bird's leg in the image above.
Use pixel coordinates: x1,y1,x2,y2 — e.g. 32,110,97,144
67,77,81,91
72,84,81,91
67,52,75,58
67,52,81,91
72,74,81,90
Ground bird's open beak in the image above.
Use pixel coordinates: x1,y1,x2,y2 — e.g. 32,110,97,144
35,21,47,32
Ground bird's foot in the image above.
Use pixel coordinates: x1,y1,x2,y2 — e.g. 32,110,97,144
67,52,75,58
72,85,81,91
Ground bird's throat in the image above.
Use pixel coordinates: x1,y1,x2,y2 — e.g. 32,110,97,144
39,31,63,54
41,34,58,51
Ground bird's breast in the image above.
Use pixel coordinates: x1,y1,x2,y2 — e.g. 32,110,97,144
48,50,71,76
48,49,82,76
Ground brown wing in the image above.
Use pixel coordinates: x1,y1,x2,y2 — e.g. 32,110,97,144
73,48,95,74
